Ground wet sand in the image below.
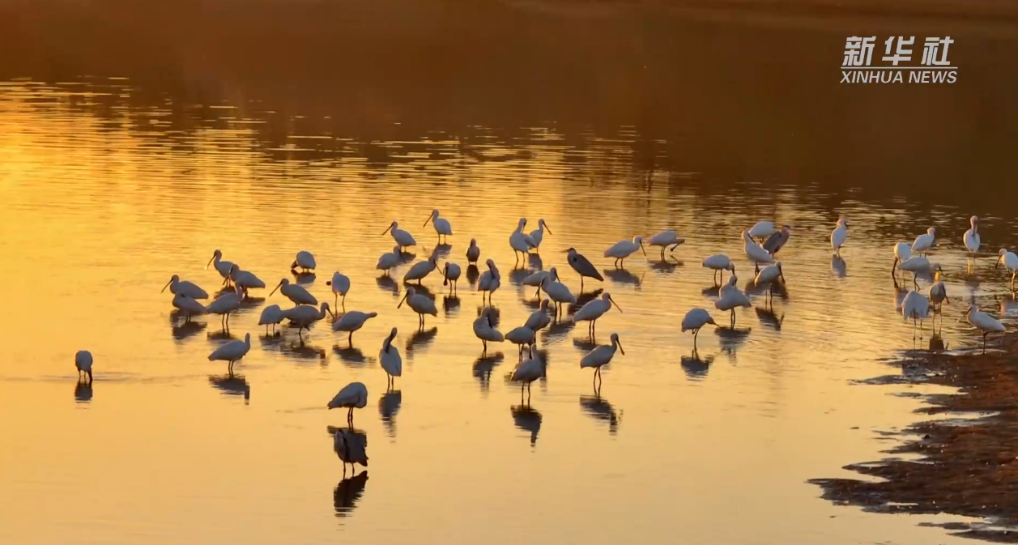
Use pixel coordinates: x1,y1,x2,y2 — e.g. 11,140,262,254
811,333,1018,542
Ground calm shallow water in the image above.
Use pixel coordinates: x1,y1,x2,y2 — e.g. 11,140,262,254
3,78,1016,545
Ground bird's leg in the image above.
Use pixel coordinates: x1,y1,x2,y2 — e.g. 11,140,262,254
347,407,353,428
660,247,666,260
580,277,585,291
348,332,353,347
342,294,347,311
693,328,700,350
730,309,735,328
482,339,487,355
534,286,540,299
983,332,988,354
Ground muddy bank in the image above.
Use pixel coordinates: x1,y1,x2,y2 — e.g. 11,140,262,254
811,335,1018,542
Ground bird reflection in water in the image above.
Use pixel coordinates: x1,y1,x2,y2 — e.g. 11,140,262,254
397,250,416,265
715,326,751,360
328,426,368,478
650,257,683,275
681,349,715,380
603,268,642,287
209,373,251,402
569,289,603,315
892,276,909,311
332,345,368,367
433,243,452,259
170,311,207,340
997,293,1018,318
572,337,598,353
701,284,721,298
375,275,399,296
755,306,785,332
580,389,621,435
542,317,575,343
831,254,847,278
333,472,369,518
74,382,93,403
442,295,461,316
466,264,480,286
473,352,504,393
405,327,438,358
207,329,238,342
292,271,316,285
283,341,327,363
511,405,542,447
379,390,402,438
928,333,947,351
528,253,543,270
508,266,532,288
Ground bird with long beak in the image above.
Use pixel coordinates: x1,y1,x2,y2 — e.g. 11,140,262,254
604,236,647,268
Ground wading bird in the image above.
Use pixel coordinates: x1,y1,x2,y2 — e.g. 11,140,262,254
466,239,481,264
573,292,622,338
997,249,1018,290
901,290,931,340
580,333,624,389
327,271,351,309
912,227,937,256
715,275,751,327
206,286,243,330
379,327,401,389
566,248,603,290
205,249,235,286
328,382,368,427
742,230,774,273
291,250,316,273
376,246,402,276
505,326,537,361
528,219,552,251
228,264,266,295
525,299,553,332
208,333,251,374
510,218,536,263
161,275,208,300
892,242,912,279
703,254,735,285
172,293,208,322
258,304,284,335
332,311,378,345
681,308,717,350
442,262,462,294
382,221,416,250
398,287,438,328
478,259,501,304
403,255,438,285
510,346,543,404
333,428,368,477
270,278,317,306
968,305,1005,353
964,216,981,256
604,236,647,268
423,209,452,243
283,302,333,342
473,307,504,354
75,350,93,384
831,218,848,255
540,269,576,317
748,221,776,241
763,225,792,256
648,230,685,259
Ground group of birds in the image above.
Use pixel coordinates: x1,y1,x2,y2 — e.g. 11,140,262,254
73,212,1013,474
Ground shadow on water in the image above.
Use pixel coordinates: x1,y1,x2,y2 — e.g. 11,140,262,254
473,352,504,393
207,330,238,342
74,382,93,403
580,393,622,435
681,350,715,380
572,336,599,353
542,318,576,343
375,276,399,297
528,254,543,270
170,317,207,341
831,254,847,278
569,289,603,314
509,267,532,287
466,265,480,286
650,258,683,275
293,272,316,285
282,341,328,363
379,390,402,437
333,472,369,518
209,374,251,401
715,326,751,360
442,295,460,316
755,306,785,331
406,327,438,356
603,268,642,287
511,404,542,447
332,346,369,367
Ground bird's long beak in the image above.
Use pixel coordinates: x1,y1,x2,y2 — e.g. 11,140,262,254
397,292,409,309
423,215,433,227
161,280,172,293
328,308,336,320
381,222,394,236
996,256,1002,268
618,340,625,355
609,295,623,313
269,281,282,296
545,223,553,235
205,255,215,270
639,241,647,257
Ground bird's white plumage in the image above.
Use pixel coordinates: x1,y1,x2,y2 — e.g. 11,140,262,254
681,308,716,332
283,303,332,329
383,221,417,248
75,350,93,372
466,239,481,263
901,291,931,321
528,219,552,249
473,308,504,344
270,278,317,305
332,311,378,333
510,218,536,254
998,249,1018,272
399,287,438,317
329,382,368,410
754,262,784,286
229,265,266,290
748,221,776,239
574,293,619,322
424,210,453,237
912,227,937,255
604,236,647,260
522,269,553,288
376,246,402,273
968,306,1005,333
208,333,252,362
541,269,576,305
293,250,316,271
831,218,848,251
206,250,234,281
259,304,284,326
580,333,624,369
964,216,981,254
900,256,934,273
929,274,948,306
743,230,775,266
206,289,243,315
648,230,685,249
511,351,544,384
715,276,751,312
329,272,351,296
380,328,402,378
505,326,536,346
702,254,735,271
162,275,208,299
478,259,501,294
894,243,912,263
403,256,438,283
173,293,208,316
443,262,461,284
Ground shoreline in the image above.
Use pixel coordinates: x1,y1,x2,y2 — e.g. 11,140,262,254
810,333,1018,543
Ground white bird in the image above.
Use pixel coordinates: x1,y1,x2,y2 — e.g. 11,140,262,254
900,257,939,289
228,265,266,294
892,242,912,278
715,275,751,327
968,305,1006,352
540,268,576,316
580,332,623,388
901,290,931,339
382,221,417,249
703,254,736,284
379,327,402,388
258,304,284,335
964,216,981,255
998,249,1018,290
573,292,622,337
328,381,368,427
524,299,553,332
528,219,552,251
208,332,251,374
831,217,849,255
742,230,775,272
604,236,647,268
291,250,316,273
510,218,536,262
398,287,438,328
648,230,685,259
270,278,317,306
172,293,208,322
754,262,785,292
748,221,776,240
505,326,537,360
206,287,243,330
442,262,461,293
473,307,504,353
681,308,717,350
332,311,378,345
161,275,208,300
205,249,235,286
333,428,368,476
929,270,949,331
510,346,544,402
283,302,333,341
466,238,481,264
403,255,438,285
75,350,93,384
423,209,452,243
478,259,501,304
912,227,937,256
522,269,554,299
565,248,603,290
376,245,402,275
326,271,351,309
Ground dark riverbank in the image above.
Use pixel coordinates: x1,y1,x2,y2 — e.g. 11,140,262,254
811,333,1018,542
